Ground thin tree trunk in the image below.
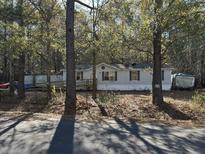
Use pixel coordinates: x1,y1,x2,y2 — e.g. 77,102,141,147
3,55,8,81
3,20,9,82
53,51,57,73
56,51,62,72
152,0,163,106
40,56,44,74
46,29,52,99
47,69,51,99
43,20,52,99
27,53,31,73
92,0,97,100
17,0,25,99
18,53,25,98
92,48,97,99
65,0,76,113
9,57,15,96
201,49,205,87
32,74,36,87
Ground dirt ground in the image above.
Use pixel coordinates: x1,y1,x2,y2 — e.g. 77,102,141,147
0,90,205,127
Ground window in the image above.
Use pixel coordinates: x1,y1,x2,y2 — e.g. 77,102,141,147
161,70,164,81
76,72,83,80
130,71,140,81
102,71,117,81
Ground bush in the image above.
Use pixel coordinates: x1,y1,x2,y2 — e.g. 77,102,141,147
97,91,118,105
192,92,205,105
51,85,57,97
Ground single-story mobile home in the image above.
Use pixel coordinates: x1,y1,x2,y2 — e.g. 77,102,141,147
63,63,173,91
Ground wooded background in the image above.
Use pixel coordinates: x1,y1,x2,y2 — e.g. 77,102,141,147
0,0,204,99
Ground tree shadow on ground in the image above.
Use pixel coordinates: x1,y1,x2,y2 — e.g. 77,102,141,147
159,101,192,120
0,114,30,125
0,113,32,136
114,117,165,153
0,113,205,153
109,118,205,154
47,105,76,154
0,114,56,154
97,104,109,116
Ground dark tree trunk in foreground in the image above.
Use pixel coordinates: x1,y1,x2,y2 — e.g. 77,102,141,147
65,0,76,113
152,0,163,106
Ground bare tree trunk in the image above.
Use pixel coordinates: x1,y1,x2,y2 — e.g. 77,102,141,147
40,56,44,74
46,31,52,99
53,51,57,73
65,0,76,113
17,0,25,99
92,50,97,99
26,53,31,73
3,55,9,81
152,0,163,106
9,57,14,96
18,53,25,98
3,20,9,82
32,74,36,87
47,70,51,99
92,0,97,100
201,49,205,87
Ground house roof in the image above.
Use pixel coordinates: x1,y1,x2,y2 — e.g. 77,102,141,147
76,64,92,70
111,63,171,69
73,63,172,71
173,73,194,77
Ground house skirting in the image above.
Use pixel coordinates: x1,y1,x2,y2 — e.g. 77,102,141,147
97,84,172,91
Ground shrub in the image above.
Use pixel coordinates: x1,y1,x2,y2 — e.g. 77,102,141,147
51,85,57,97
97,91,118,105
192,92,205,105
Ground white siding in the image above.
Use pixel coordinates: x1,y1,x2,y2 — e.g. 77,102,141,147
31,63,172,91
24,75,63,86
82,70,92,80
24,75,33,84
63,70,92,81
96,65,172,91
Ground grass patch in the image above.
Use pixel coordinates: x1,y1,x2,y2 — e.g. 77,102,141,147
192,91,205,105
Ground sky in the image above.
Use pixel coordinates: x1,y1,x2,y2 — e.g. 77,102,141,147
84,0,91,5
76,0,103,8
75,0,105,12
75,0,92,11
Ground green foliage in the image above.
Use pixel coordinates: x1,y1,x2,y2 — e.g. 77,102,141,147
0,0,204,87
192,92,205,105
0,89,9,97
51,85,57,97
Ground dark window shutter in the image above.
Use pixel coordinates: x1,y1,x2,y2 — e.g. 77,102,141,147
161,70,164,81
81,72,83,80
76,72,79,80
102,72,104,81
115,72,117,81
137,71,140,80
